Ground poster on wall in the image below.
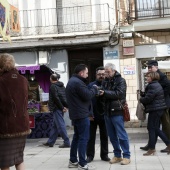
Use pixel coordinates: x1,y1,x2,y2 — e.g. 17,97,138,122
0,0,10,41
10,5,20,32
124,66,135,75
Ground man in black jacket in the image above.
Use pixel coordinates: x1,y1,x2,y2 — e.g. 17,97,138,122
99,63,131,165
43,74,70,148
66,64,98,170
86,66,110,163
140,60,170,152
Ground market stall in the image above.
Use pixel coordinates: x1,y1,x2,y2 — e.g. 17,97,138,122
17,65,54,138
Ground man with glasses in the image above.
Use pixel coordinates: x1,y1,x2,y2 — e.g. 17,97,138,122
86,66,110,163
140,60,170,153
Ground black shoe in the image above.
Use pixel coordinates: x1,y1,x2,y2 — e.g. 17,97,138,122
140,144,149,151
43,143,53,147
160,147,169,153
59,144,70,148
101,157,110,161
86,156,93,163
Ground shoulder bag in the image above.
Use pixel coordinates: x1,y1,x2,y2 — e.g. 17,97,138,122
118,100,130,122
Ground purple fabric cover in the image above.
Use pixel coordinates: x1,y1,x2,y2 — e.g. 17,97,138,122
35,72,51,93
17,66,40,74
17,65,52,93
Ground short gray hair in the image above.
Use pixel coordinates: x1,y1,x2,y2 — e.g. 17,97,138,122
0,53,15,72
104,63,116,71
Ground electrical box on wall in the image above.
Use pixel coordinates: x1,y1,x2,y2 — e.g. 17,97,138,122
39,51,47,64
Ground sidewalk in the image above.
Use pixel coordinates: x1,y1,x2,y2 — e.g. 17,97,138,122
11,128,170,170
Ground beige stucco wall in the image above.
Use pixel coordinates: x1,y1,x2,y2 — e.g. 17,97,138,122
134,31,170,45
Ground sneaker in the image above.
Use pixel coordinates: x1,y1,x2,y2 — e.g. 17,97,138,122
78,164,96,170
59,144,70,148
68,161,78,168
120,158,131,165
109,157,123,164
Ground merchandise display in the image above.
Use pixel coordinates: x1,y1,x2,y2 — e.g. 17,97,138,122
17,65,54,138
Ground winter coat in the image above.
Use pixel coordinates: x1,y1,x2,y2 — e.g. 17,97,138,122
88,80,105,120
66,74,98,120
140,80,167,112
48,81,68,112
157,69,170,108
0,69,30,138
102,71,126,116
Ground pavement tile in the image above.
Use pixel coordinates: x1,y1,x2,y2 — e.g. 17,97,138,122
9,128,170,170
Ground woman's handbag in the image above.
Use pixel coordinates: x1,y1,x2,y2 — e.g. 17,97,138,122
136,101,146,121
118,100,130,122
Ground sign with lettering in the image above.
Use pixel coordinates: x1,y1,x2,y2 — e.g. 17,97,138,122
124,66,135,75
104,50,118,59
123,47,134,55
123,40,134,47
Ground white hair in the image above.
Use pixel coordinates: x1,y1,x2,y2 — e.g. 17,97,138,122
104,63,116,71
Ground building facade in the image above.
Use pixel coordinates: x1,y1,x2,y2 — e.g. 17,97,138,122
2,0,169,126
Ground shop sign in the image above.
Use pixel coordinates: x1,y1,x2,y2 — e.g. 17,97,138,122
123,47,134,55
124,66,135,75
29,115,35,128
104,50,118,59
123,40,134,47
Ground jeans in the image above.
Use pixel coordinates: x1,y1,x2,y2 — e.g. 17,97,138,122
47,109,70,146
104,115,130,159
87,119,108,159
70,117,90,167
147,110,170,149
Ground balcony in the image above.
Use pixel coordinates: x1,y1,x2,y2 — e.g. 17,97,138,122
128,0,170,31
130,0,170,20
14,4,112,37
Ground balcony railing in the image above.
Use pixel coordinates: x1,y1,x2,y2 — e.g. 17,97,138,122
129,0,170,20
16,4,111,36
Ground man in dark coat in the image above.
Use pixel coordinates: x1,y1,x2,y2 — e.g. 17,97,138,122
66,64,98,170
43,74,70,148
140,60,170,152
86,66,110,163
99,63,131,165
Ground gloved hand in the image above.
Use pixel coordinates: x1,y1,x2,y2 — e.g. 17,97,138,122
140,90,145,97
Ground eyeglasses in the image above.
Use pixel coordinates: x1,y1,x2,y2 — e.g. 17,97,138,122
96,73,105,76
